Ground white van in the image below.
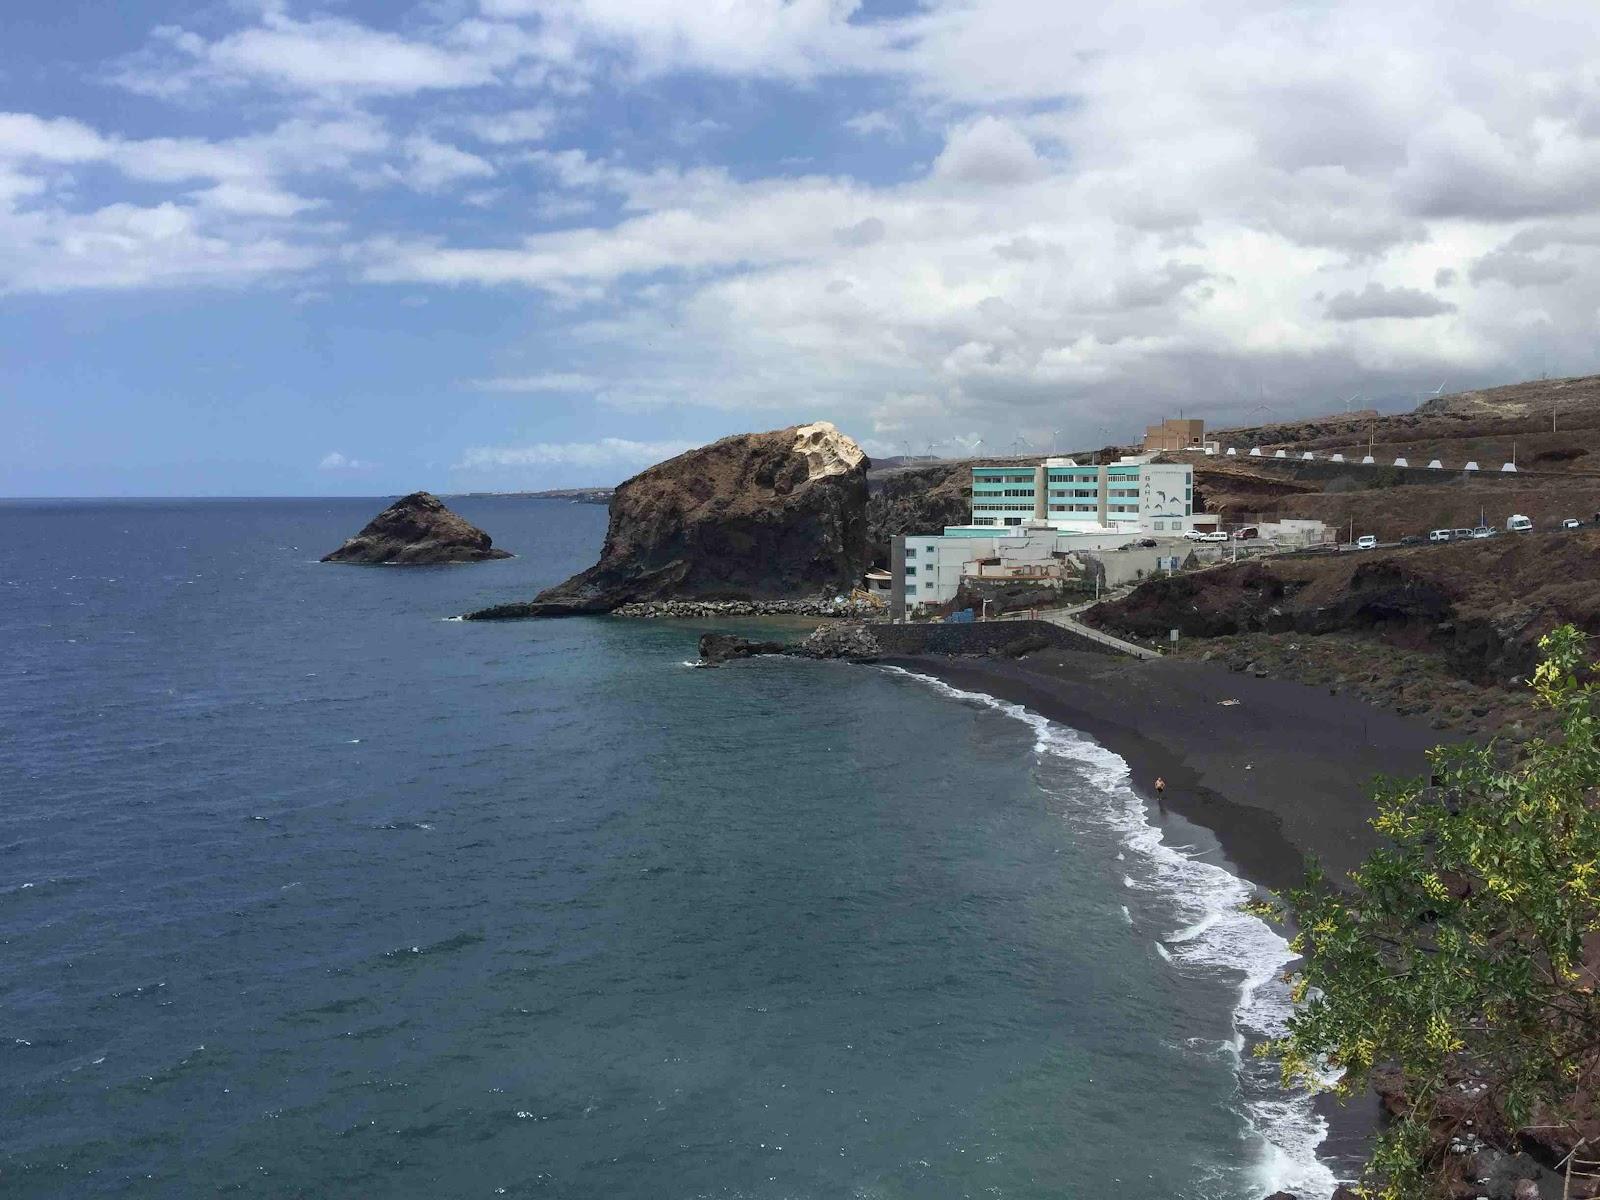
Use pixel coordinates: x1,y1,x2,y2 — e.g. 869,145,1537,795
1429,529,1452,543
1506,514,1533,533
1356,534,1378,550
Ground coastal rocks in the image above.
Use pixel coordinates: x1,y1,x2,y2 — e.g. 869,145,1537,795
698,632,788,664
466,422,870,618
321,492,512,564
693,622,883,666
792,622,882,660
613,598,878,619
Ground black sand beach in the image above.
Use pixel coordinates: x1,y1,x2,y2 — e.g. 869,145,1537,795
883,647,1448,892
882,645,1454,1176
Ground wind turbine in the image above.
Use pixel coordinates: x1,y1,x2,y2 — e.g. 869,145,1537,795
1431,381,1446,396
1050,428,1061,456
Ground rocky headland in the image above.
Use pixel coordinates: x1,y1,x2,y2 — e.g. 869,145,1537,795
321,492,513,565
464,422,869,618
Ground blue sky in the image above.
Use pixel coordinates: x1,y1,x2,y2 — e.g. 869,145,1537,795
6,0,1600,496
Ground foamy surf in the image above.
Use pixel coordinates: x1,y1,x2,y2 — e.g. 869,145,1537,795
879,665,1339,1200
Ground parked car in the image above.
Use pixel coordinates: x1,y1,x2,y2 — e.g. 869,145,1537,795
1136,537,1158,547
1399,534,1425,546
1452,528,1474,540
1428,528,1453,542
1471,527,1493,539
1507,514,1533,532
1562,517,1582,529
1200,531,1229,543
1233,526,1259,540
1356,534,1378,550
1182,529,1204,541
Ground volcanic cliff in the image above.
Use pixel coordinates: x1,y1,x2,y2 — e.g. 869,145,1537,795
467,422,870,618
321,492,513,564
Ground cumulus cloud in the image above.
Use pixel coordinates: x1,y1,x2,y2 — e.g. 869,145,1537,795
460,107,556,145
1324,283,1457,321
395,136,495,192
932,117,1044,185
454,438,695,469
18,0,1600,453
319,451,375,471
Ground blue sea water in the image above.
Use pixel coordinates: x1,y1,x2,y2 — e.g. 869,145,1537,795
1,497,1333,1199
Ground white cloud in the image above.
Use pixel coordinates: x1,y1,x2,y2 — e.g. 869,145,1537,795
17,0,1600,448
454,437,694,469
843,109,900,138
461,106,556,145
932,117,1044,185
121,13,503,97
395,136,496,192
320,451,376,471
0,113,110,162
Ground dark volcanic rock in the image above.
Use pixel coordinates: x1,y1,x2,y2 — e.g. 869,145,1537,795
322,492,512,565
697,632,788,664
470,423,869,618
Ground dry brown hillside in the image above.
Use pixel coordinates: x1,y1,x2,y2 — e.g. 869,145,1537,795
1215,374,1600,474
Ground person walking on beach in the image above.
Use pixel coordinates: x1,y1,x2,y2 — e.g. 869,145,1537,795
1153,776,1166,796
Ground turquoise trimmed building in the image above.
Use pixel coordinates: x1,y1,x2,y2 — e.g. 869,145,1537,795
967,457,1194,532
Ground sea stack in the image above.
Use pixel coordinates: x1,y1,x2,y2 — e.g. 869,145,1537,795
321,492,513,564
466,422,869,617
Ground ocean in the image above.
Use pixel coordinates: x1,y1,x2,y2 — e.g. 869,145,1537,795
1,497,1336,1198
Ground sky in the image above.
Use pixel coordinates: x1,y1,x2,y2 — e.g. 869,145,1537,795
6,1,1600,496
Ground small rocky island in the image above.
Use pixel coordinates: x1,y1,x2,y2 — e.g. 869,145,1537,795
466,422,869,618
322,491,513,565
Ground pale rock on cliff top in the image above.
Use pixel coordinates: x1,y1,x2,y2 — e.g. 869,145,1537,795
793,421,866,481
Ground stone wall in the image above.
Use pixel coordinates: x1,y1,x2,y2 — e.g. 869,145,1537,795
867,619,1121,658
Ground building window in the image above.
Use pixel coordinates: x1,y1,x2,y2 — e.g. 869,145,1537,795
904,566,916,576
925,546,937,554
905,584,916,595
1004,517,1023,526
904,548,916,558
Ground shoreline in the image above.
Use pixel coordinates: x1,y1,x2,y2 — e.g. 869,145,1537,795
876,647,1450,1192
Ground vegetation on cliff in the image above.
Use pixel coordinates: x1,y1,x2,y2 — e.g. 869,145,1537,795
1263,626,1600,1198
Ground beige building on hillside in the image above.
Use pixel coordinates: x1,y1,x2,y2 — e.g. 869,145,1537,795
1143,418,1206,453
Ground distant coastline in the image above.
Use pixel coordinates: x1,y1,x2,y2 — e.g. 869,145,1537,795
449,488,614,504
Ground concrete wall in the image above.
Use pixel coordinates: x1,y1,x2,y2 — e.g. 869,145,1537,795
869,619,1121,657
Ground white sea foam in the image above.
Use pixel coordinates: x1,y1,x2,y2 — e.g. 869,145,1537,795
879,666,1338,1200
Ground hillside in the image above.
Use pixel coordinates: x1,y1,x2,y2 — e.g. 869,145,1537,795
1215,374,1600,474
1084,528,1600,736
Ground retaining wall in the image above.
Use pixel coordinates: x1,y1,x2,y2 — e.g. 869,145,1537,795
867,619,1121,658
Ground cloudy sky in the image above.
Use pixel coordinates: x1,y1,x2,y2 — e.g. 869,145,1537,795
6,0,1600,495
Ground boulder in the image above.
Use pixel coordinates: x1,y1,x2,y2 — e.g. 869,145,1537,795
322,492,512,564
468,422,869,618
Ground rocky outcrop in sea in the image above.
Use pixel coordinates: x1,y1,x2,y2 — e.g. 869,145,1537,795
463,422,870,618
321,492,513,565
694,622,884,665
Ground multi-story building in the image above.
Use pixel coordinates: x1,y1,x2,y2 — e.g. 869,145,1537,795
968,456,1195,534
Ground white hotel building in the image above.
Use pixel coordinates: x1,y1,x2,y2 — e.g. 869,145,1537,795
892,455,1206,614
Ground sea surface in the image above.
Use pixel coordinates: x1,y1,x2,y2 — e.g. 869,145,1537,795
1,497,1335,1199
